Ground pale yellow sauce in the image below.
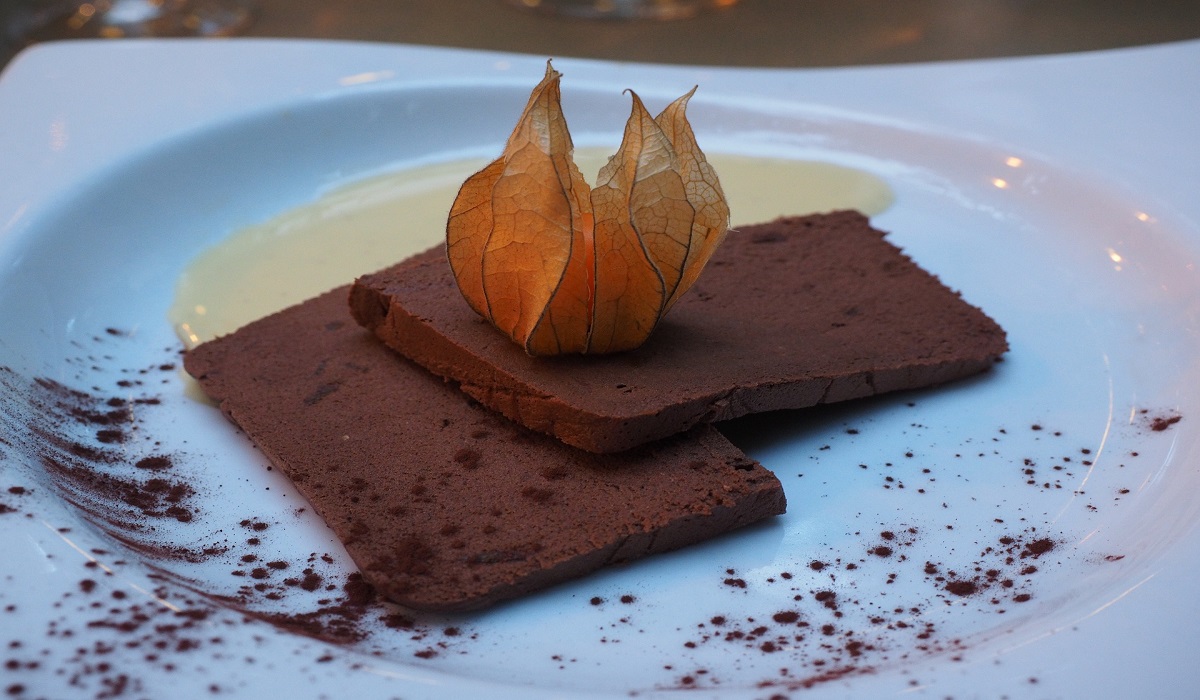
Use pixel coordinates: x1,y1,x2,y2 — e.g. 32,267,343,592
171,149,893,347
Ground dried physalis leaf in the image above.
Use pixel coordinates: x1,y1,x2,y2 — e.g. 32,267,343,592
654,87,730,311
447,62,728,356
447,62,594,356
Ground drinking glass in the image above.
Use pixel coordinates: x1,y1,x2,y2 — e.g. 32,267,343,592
504,0,737,21
17,0,256,42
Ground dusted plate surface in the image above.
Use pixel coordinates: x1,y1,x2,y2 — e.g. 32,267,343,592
1,39,1198,699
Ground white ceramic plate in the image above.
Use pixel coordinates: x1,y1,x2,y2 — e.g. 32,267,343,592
1,39,1198,699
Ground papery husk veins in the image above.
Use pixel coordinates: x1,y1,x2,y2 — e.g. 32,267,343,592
447,61,729,356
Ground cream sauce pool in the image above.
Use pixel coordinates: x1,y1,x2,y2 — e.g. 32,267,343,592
171,149,893,347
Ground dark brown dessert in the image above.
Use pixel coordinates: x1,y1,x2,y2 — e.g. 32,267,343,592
351,211,1008,453
184,289,785,612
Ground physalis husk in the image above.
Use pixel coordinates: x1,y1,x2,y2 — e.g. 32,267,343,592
446,62,728,356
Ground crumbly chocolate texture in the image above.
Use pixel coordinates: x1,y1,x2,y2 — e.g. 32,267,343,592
350,211,1009,453
184,289,785,613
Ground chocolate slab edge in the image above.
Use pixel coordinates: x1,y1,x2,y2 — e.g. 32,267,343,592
350,211,1008,453
184,288,785,612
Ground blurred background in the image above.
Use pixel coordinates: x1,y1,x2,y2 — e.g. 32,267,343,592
3,0,1200,70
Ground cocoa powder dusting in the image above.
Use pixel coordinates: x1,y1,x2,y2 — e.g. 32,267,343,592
0,339,477,697
0,326,1185,696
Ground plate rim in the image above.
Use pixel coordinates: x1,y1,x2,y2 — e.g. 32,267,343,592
2,37,1200,700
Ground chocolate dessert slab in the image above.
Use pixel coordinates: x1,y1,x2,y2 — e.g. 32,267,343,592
184,289,785,613
351,211,1008,453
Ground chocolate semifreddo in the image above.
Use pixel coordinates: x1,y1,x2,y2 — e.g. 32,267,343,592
184,289,785,612
351,211,1009,453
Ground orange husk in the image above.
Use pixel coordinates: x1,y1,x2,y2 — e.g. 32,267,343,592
446,62,727,356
